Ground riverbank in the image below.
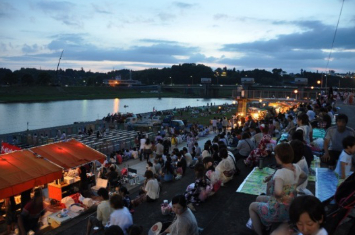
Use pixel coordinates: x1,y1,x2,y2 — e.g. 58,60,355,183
0,86,200,103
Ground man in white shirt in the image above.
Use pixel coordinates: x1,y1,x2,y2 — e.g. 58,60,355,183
109,194,133,235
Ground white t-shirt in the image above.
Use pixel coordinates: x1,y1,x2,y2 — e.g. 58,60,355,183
145,179,160,199
109,207,133,235
273,164,302,186
212,119,217,127
334,150,352,178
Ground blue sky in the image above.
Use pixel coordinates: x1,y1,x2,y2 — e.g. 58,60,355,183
1,0,354,73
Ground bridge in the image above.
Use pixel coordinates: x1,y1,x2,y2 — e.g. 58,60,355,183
160,84,240,97
160,84,322,100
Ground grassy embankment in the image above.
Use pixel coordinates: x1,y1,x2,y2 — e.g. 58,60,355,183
0,86,201,103
173,105,238,126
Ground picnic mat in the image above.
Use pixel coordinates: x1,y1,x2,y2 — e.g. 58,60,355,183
236,167,275,196
313,128,326,139
316,168,340,202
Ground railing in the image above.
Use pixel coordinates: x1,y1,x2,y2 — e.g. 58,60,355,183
233,89,320,101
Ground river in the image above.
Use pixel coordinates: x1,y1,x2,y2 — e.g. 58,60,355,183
0,98,232,134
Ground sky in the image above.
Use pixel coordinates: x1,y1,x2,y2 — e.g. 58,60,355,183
0,0,354,74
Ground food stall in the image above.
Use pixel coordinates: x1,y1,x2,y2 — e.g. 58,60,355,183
0,150,63,232
30,139,106,201
0,150,63,200
0,139,107,233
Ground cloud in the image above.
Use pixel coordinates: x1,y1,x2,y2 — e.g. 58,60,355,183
36,0,74,12
139,39,179,44
91,3,112,14
217,20,355,72
35,1,82,27
7,34,204,66
157,13,176,21
173,2,195,9
222,20,355,53
213,14,229,20
22,44,43,54
0,2,16,18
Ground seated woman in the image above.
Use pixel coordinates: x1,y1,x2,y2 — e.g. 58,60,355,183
162,156,175,182
185,164,211,211
216,148,236,184
296,113,313,144
141,170,160,202
203,157,222,193
248,143,307,235
244,125,272,167
236,132,255,160
161,194,199,235
271,195,327,235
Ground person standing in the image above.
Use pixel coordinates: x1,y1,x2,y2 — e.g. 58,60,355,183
155,139,164,159
322,114,355,168
18,188,45,235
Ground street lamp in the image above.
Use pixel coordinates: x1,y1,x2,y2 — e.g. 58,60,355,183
294,89,298,100
190,75,193,85
169,77,172,86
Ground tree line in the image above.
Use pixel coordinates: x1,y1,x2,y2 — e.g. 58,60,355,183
0,64,354,88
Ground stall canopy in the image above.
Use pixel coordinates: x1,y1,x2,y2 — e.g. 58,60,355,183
30,139,106,169
0,150,63,199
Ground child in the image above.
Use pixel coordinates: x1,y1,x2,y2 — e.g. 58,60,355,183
249,143,307,235
334,136,355,179
119,186,132,211
184,163,211,211
175,162,183,180
271,195,327,235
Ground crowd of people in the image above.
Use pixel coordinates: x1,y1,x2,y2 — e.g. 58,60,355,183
3,97,355,235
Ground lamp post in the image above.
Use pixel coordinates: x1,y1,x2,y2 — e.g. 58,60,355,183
190,75,193,85
170,77,172,86
294,89,298,100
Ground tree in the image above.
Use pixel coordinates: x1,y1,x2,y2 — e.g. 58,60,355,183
37,72,52,85
2,71,18,85
21,74,34,85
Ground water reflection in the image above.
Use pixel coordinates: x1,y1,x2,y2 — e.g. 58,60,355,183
113,98,120,114
0,97,231,134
